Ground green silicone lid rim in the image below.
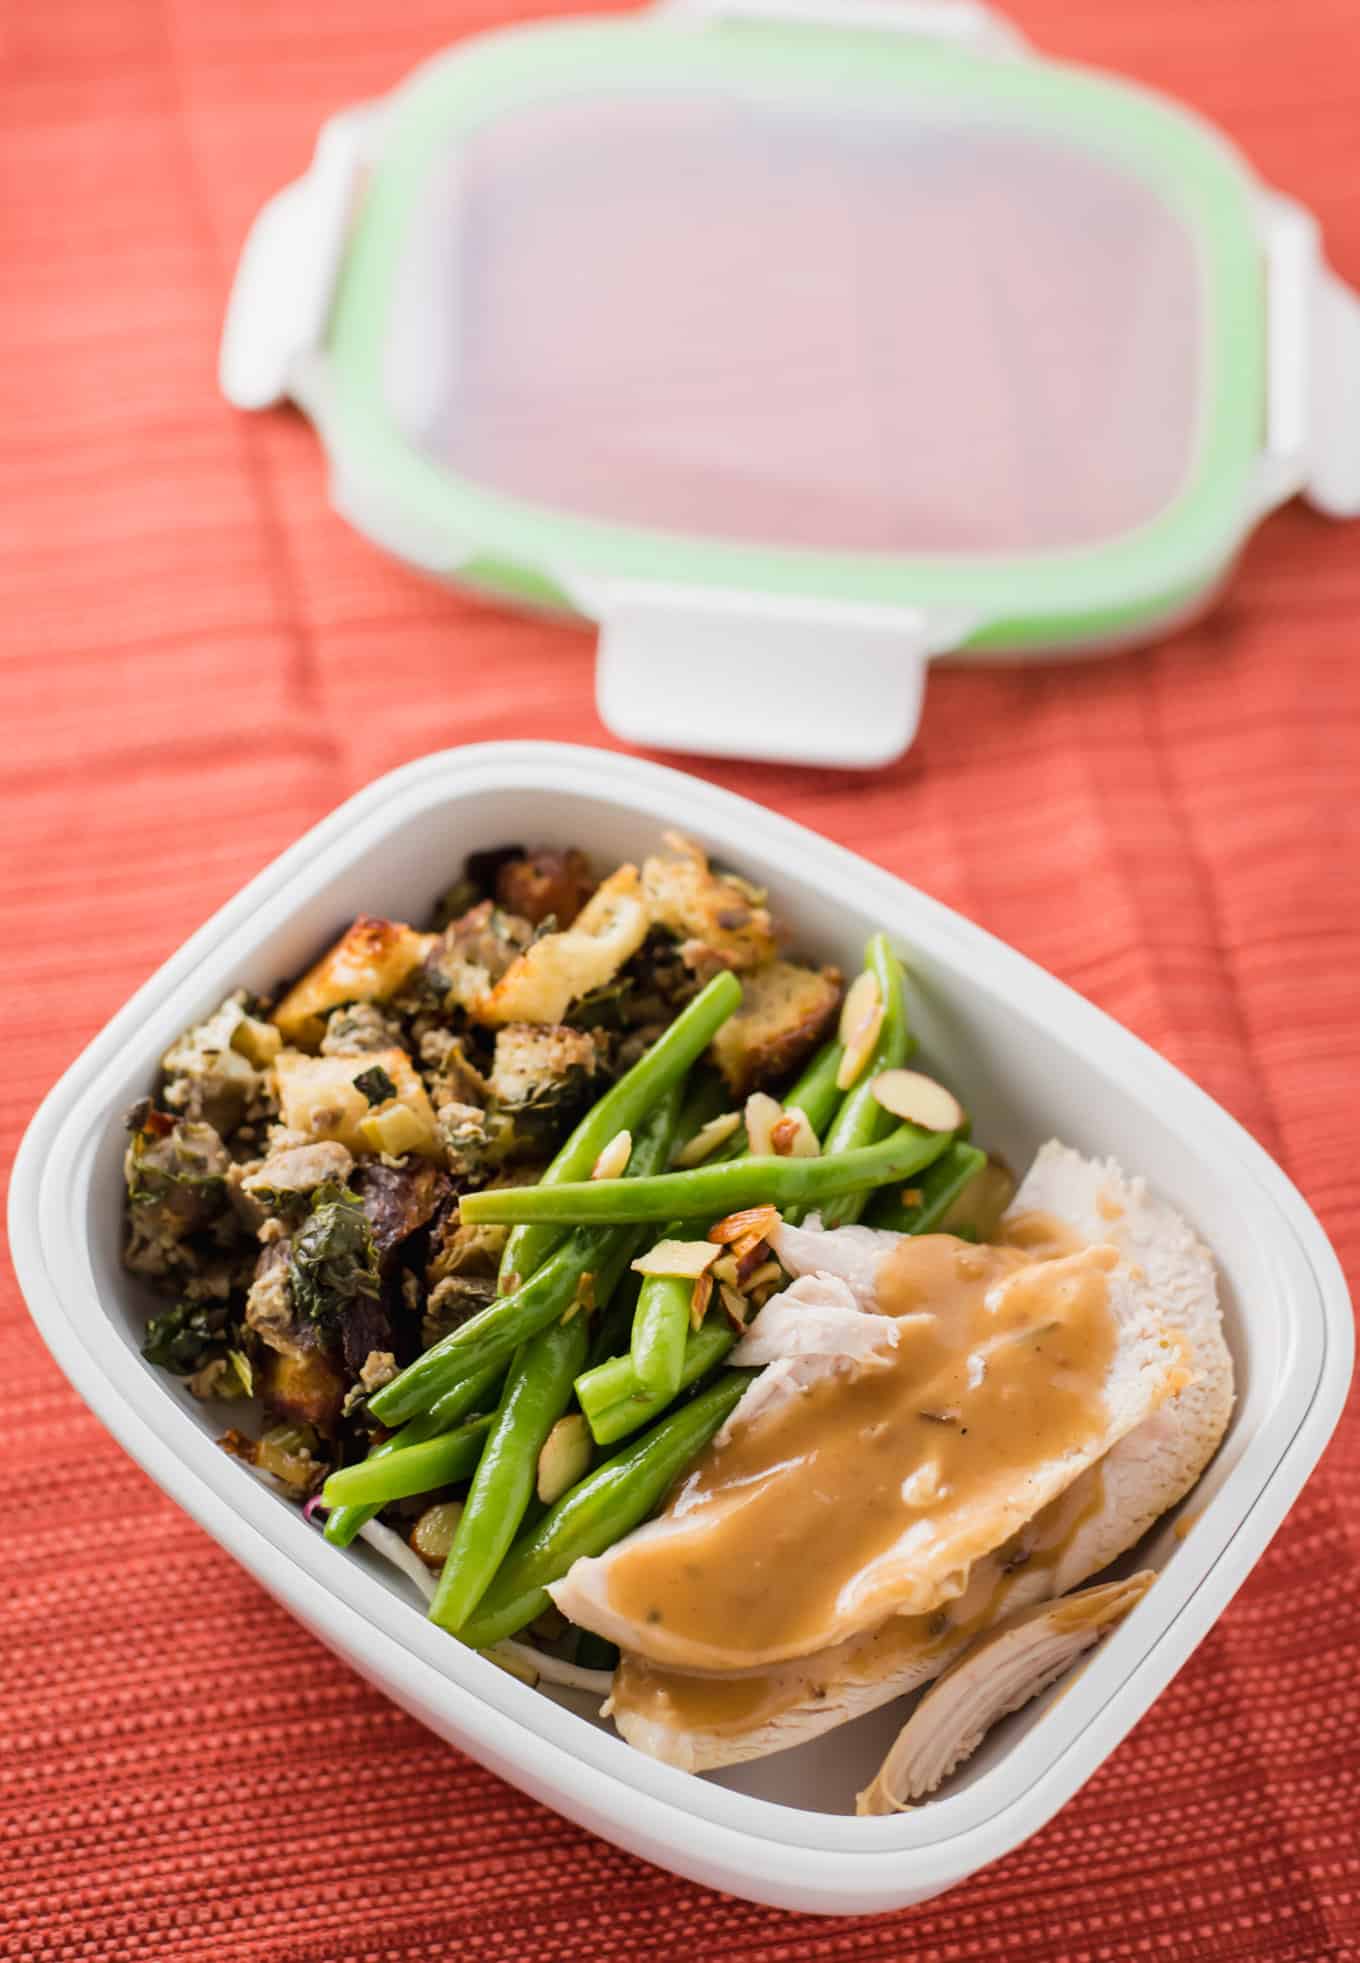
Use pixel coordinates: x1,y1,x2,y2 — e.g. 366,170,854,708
321,15,1266,631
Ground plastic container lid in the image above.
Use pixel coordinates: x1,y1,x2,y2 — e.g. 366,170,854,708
222,2,1360,766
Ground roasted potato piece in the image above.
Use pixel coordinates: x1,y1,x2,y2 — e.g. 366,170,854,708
259,1346,346,1434
273,1048,442,1159
494,849,596,929
708,959,842,1097
272,917,437,1050
475,866,650,1026
641,835,777,973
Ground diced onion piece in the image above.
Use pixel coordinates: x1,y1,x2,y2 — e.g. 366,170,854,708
743,1091,783,1157
230,1015,282,1067
673,1110,743,1168
359,1102,434,1158
770,1107,819,1158
871,1069,965,1133
631,1239,720,1280
836,971,884,1089
718,1283,750,1331
591,1129,633,1181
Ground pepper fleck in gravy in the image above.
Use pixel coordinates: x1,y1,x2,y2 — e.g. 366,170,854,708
602,1226,1121,1669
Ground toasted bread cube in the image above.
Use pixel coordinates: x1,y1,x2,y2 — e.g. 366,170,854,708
641,836,777,972
272,917,436,1050
475,866,649,1026
708,959,842,1097
274,1048,442,1159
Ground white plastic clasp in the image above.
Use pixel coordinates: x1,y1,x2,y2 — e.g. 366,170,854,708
1253,193,1360,519
656,0,1025,54
1307,266,1360,517
575,581,977,769
219,105,382,412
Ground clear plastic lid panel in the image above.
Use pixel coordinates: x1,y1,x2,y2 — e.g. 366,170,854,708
385,91,1203,556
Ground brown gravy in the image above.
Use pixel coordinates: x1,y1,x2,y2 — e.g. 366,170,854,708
603,1226,1120,1668
611,1464,1110,1740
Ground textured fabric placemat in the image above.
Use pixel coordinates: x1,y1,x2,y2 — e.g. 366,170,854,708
2,2,1358,1957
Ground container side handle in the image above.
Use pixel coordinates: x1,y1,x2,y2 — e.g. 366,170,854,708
576,582,977,769
1253,193,1360,519
219,106,381,412
1307,267,1360,518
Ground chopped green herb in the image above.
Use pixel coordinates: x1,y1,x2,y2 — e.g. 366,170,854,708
288,1183,381,1324
353,1064,398,1108
141,1300,232,1374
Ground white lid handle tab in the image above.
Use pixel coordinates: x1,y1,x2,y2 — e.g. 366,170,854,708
219,106,381,413
582,582,978,769
1308,266,1360,518
1252,194,1360,520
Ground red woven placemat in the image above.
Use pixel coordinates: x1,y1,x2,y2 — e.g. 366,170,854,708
3,2,1358,1957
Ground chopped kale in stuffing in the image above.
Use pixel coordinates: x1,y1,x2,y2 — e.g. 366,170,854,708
287,1184,381,1326
123,837,821,1517
141,1299,233,1374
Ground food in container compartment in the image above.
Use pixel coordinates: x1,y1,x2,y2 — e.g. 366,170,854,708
120,835,1230,1811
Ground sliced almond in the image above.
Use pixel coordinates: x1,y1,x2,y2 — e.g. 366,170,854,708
743,1091,783,1157
709,1204,781,1246
742,1259,783,1295
732,1232,773,1284
631,1239,720,1281
562,1270,596,1322
871,1069,964,1133
690,1270,714,1330
591,1128,633,1180
837,971,885,1090
711,1253,741,1289
673,1110,743,1169
770,1108,819,1158
718,1283,750,1331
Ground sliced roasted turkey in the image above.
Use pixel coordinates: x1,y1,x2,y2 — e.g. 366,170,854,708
856,1569,1155,1813
554,1223,1181,1671
606,1143,1231,1771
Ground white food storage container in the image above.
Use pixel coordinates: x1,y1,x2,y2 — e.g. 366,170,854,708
9,742,1353,1914
220,2,1360,768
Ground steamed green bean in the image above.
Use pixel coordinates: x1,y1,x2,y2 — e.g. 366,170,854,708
459,1124,954,1229
458,1373,750,1649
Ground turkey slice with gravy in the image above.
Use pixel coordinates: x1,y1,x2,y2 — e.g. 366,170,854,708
605,1144,1231,1773
552,1152,1192,1674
